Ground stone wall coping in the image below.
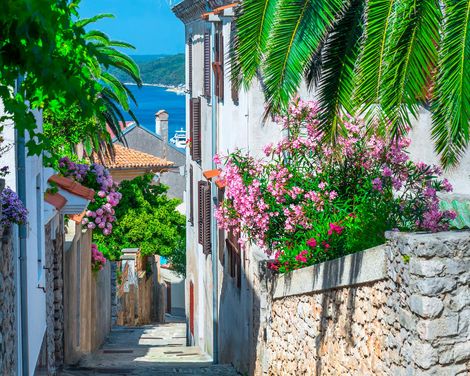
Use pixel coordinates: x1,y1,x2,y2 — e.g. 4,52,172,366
272,245,387,299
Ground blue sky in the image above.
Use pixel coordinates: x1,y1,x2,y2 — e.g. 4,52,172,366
78,0,185,55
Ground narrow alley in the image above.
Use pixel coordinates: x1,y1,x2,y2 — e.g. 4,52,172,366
59,320,239,376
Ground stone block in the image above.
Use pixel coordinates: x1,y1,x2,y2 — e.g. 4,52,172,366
409,259,445,277
453,342,470,363
442,260,467,275
438,346,455,365
413,278,457,296
448,289,470,312
409,295,444,318
417,315,459,340
399,308,417,331
412,342,437,370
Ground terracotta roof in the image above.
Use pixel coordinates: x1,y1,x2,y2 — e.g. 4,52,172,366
203,169,221,180
68,211,86,223
213,2,238,13
201,10,214,19
44,192,67,210
48,175,95,201
100,144,174,170
215,179,226,189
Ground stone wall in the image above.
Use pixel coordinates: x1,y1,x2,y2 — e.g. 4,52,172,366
255,231,470,376
44,216,65,375
64,224,112,364
0,225,17,376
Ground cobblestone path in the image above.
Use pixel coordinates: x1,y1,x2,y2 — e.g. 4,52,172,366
60,323,239,375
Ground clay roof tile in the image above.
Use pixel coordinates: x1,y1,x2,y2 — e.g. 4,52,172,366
48,175,95,201
44,192,67,210
99,144,174,170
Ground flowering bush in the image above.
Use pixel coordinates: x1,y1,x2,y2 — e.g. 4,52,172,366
1,187,28,226
215,99,456,273
91,243,106,272
58,157,121,236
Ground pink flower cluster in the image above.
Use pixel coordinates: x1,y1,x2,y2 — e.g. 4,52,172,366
58,157,121,236
216,98,457,271
91,243,106,272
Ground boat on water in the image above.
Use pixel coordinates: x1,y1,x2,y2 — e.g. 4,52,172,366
170,129,187,148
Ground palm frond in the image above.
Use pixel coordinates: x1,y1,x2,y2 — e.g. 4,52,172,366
431,0,470,168
263,0,344,113
76,13,114,28
316,0,365,139
354,0,396,122
233,0,277,88
382,0,440,137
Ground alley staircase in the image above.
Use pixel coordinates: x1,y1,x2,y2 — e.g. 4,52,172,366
60,322,239,375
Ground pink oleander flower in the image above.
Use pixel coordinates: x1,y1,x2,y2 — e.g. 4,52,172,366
306,238,317,248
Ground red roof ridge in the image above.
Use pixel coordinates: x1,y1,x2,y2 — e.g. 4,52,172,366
48,175,95,201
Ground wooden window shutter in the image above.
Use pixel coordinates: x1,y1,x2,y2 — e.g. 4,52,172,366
188,37,193,95
204,31,211,98
213,27,224,100
189,165,194,225
202,182,212,254
189,98,194,158
198,181,205,245
191,98,201,162
189,281,194,335
229,22,239,104
218,32,224,100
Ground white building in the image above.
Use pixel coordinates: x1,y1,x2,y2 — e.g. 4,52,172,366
173,1,283,372
0,100,93,375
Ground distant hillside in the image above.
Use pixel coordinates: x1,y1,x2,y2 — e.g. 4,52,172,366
109,54,185,87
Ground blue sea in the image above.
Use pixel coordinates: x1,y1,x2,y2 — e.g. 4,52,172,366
124,85,185,138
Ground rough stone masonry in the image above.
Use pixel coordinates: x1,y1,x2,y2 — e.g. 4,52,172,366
256,231,470,376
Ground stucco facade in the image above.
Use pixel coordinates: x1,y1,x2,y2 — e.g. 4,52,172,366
173,1,283,369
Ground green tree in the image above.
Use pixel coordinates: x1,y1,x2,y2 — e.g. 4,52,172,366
94,174,186,276
0,1,141,157
233,0,469,167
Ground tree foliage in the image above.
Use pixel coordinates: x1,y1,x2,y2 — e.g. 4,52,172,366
94,174,186,276
0,1,141,158
233,0,470,167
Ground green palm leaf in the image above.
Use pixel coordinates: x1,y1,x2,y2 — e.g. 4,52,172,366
315,0,365,139
431,0,470,167
233,0,277,88
354,0,396,122
263,0,343,113
76,14,114,28
382,0,440,137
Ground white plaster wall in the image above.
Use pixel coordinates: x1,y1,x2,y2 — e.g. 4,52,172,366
25,110,47,374
408,108,470,195
160,268,185,312
0,101,17,189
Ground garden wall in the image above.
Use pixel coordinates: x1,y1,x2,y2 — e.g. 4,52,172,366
255,231,470,375
64,223,111,364
0,225,17,376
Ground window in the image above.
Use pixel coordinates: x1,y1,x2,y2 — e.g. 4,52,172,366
213,24,224,100
230,22,239,104
203,31,211,98
188,37,193,95
189,165,194,225
198,180,211,254
226,230,241,289
189,98,201,163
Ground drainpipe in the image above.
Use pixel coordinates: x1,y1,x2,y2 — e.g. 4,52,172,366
209,11,219,365
15,77,29,375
